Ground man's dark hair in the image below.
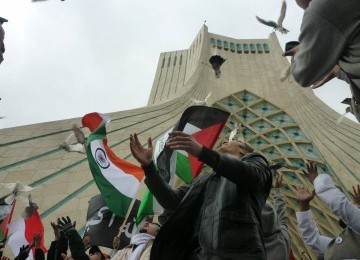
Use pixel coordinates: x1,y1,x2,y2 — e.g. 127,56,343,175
241,143,254,153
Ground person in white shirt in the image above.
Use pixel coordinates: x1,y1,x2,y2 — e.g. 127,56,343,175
295,161,360,259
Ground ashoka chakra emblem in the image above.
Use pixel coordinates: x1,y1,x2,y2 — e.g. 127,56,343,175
95,148,110,169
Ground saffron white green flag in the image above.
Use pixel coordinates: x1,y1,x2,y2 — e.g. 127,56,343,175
83,112,144,217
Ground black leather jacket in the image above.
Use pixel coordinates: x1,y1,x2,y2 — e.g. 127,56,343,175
143,147,272,260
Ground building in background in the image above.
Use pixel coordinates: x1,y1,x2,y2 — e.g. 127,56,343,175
0,25,359,259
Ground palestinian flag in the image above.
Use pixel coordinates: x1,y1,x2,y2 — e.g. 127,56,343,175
83,112,144,217
0,196,16,241
137,106,229,223
7,211,47,260
157,106,229,182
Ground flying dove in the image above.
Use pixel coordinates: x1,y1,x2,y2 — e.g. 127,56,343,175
191,92,212,106
229,123,245,143
256,0,289,34
59,124,86,154
0,182,33,204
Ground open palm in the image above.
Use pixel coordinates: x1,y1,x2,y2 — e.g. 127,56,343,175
295,186,315,202
130,133,153,167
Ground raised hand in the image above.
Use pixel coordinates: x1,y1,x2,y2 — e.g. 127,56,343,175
33,233,42,248
302,161,318,184
167,131,203,158
311,65,341,89
282,44,300,57
295,185,316,202
50,221,60,240
352,184,360,208
57,216,76,234
130,133,153,167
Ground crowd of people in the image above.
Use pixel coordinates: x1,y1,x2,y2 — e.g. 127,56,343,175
1,0,360,259
2,132,358,260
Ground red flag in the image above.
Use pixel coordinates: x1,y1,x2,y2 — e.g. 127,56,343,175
8,211,47,259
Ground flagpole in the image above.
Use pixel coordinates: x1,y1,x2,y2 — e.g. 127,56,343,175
116,196,137,238
3,199,16,240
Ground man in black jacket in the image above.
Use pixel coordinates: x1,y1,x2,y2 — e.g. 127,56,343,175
130,131,272,260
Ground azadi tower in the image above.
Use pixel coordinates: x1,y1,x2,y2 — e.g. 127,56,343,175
1,25,359,258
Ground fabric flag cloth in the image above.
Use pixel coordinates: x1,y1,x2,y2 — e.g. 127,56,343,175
83,194,141,249
0,196,16,242
83,112,144,217
137,106,229,224
7,211,47,260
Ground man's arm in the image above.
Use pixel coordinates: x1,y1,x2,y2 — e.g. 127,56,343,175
143,162,189,210
295,186,331,255
198,146,270,190
296,210,332,255
314,174,360,234
130,133,189,210
291,2,346,87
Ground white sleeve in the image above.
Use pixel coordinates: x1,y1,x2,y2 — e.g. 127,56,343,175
314,174,360,234
296,210,332,255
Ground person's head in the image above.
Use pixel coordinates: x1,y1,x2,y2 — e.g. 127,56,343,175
218,139,253,157
139,221,161,237
295,0,312,10
88,246,105,260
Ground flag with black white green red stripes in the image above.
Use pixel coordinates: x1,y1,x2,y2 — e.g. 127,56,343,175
136,106,229,224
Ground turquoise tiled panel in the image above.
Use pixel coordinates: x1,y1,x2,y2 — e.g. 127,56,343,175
268,113,295,126
261,146,281,159
250,120,273,133
249,137,269,149
252,102,279,116
237,109,257,123
288,158,306,169
284,127,308,141
283,171,302,185
234,91,259,105
242,127,256,140
219,97,242,110
227,117,238,128
278,143,299,156
264,130,288,142
298,143,320,159
317,163,333,176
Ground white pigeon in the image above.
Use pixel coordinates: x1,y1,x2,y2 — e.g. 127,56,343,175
0,182,33,204
59,124,86,154
256,0,289,34
191,92,212,106
229,123,245,142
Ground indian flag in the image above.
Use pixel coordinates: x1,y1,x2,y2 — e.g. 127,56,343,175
83,112,144,217
137,106,229,223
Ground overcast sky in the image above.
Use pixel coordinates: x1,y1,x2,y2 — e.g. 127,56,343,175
0,0,355,129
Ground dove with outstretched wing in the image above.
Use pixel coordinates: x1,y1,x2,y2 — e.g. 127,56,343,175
256,0,289,34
